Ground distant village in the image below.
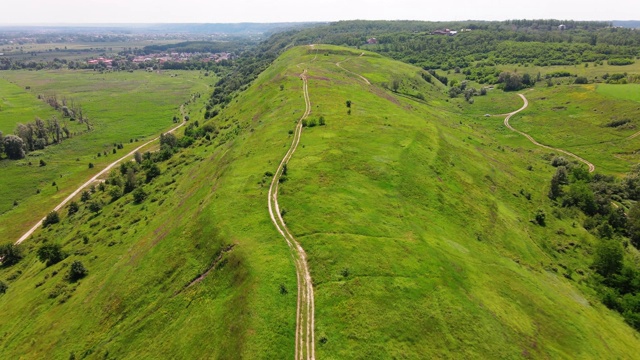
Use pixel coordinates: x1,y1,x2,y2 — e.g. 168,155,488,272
86,51,235,67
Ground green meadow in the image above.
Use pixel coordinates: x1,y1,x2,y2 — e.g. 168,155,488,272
0,69,212,241
2,44,640,358
597,83,640,102
504,84,640,175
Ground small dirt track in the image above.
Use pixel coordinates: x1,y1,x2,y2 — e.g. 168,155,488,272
15,119,187,245
336,55,371,86
267,67,315,359
504,94,595,173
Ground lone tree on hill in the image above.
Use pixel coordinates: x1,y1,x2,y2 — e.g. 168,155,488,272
3,135,25,160
0,244,23,266
37,243,65,266
68,260,88,281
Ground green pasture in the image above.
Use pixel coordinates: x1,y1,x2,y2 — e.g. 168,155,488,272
597,83,640,102
504,84,640,175
0,78,59,132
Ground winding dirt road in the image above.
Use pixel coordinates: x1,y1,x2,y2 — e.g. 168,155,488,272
503,94,595,173
15,119,187,245
267,68,315,360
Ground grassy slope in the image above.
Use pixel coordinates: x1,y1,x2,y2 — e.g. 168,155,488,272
509,84,640,175
2,45,640,359
0,70,211,241
278,46,640,358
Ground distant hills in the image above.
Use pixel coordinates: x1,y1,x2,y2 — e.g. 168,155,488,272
613,20,640,28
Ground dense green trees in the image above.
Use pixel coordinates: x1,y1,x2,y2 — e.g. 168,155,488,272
546,162,640,330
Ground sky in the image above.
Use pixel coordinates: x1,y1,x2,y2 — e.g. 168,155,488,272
1,0,639,24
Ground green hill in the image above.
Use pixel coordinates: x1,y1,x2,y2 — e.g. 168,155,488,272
1,45,640,358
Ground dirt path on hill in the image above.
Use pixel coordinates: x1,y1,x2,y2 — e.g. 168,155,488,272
336,55,371,86
267,55,315,360
15,118,187,245
627,130,640,140
503,94,595,173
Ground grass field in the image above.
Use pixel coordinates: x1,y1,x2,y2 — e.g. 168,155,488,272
597,83,640,102
0,79,60,132
502,84,640,175
2,45,640,358
0,69,213,241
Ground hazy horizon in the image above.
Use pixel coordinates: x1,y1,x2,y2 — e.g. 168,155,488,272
2,0,639,24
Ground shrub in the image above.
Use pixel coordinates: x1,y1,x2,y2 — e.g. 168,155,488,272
551,156,569,167
146,164,161,182
535,209,546,226
37,243,65,266
81,190,91,202
318,116,326,126
68,260,88,281
68,201,79,216
88,162,94,169
132,187,147,204
0,244,23,266
88,201,102,213
609,58,634,66
574,76,588,84
346,100,351,108
42,211,60,228
0,281,7,294
39,159,47,167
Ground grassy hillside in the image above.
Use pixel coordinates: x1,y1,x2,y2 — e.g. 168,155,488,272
2,45,640,359
0,70,211,241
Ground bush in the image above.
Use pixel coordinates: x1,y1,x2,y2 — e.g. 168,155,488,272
609,58,635,66
133,187,147,204
0,281,7,294
68,201,79,216
574,76,588,84
88,201,102,213
88,162,94,169
535,209,546,226
81,190,91,202
42,211,60,228
68,260,88,281
37,243,65,266
551,156,569,167
146,164,161,182
0,244,23,266
318,116,326,126
39,159,47,167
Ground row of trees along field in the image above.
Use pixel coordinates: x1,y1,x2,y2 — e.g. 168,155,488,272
0,95,90,160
